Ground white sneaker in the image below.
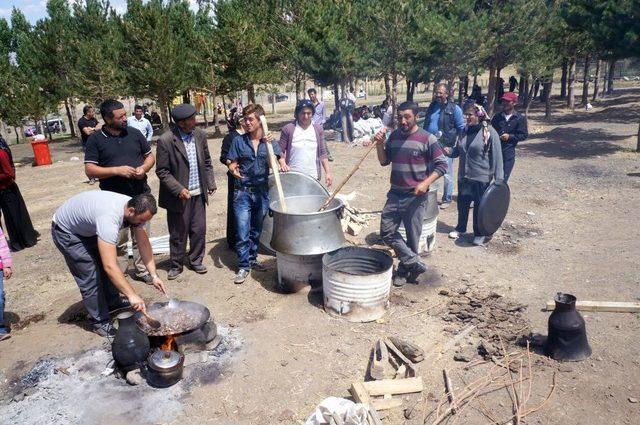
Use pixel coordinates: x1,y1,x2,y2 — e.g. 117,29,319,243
448,231,460,239
473,236,485,246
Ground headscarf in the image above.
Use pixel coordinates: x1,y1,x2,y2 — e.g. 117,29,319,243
294,99,315,120
0,136,15,171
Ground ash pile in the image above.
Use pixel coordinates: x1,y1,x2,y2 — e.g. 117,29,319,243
0,326,241,425
438,287,531,361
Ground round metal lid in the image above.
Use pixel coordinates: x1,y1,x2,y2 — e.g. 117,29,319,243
260,171,330,255
149,350,182,370
477,181,511,236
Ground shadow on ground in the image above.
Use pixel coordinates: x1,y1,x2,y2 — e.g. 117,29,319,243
522,127,630,159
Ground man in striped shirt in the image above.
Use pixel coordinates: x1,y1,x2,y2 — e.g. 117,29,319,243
374,101,447,287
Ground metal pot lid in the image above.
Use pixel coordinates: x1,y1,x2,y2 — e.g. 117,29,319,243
477,181,510,236
149,350,182,370
260,171,330,255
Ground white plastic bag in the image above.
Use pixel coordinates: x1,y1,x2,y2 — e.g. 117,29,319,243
305,397,370,425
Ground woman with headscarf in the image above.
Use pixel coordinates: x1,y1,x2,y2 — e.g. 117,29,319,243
0,136,39,251
446,103,503,246
220,109,246,249
278,99,333,187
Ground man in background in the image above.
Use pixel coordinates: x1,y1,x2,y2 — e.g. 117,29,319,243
127,105,154,142
423,83,465,209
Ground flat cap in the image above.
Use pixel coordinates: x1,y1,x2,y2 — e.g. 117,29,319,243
171,103,196,121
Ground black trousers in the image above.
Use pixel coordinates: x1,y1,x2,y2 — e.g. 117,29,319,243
455,179,490,237
225,174,237,249
167,195,207,270
0,183,38,251
52,225,120,324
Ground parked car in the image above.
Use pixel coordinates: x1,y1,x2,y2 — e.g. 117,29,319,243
357,89,366,98
267,93,289,103
45,117,67,133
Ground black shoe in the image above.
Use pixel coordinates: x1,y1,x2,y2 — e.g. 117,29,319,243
393,274,407,287
136,274,154,284
167,268,183,280
406,261,428,283
250,262,267,272
187,263,208,274
92,322,116,338
108,298,131,313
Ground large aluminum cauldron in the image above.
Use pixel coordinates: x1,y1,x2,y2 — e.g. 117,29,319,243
270,195,346,256
260,171,330,255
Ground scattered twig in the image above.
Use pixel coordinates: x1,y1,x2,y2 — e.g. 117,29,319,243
443,369,457,414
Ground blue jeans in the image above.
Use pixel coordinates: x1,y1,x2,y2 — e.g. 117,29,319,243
233,187,269,270
442,156,455,203
0,272,6,333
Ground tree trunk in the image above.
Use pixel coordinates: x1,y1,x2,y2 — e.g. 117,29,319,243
247,84,256,104
463,74,469,97
487,65,497,116
518,75,525,99
544,78,553,119
64,99,77,138
567,57,576,110
606,59,616,95
295,73,301,103
222,95,229,125
271,91,277,115
202,97,208,128
158,93,170,131
523,76,529,107
339,83,350,143
406,79,412,102
384,74,391,102
581,54,591,105
560,58,568,99
495,67,502,102
333,81,340,111
472,72,478,89
592,57,601,101
525,79,536,117
457,76,464,105
391,69,398,128
364,77,368,100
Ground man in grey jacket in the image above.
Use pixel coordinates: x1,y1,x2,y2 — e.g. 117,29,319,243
156,104,216,280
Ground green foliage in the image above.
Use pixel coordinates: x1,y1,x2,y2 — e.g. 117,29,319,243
72,0,126,103
562,0,640,59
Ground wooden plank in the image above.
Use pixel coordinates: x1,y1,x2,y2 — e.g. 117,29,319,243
367,404,384,425
371,397,403,411
363,377,424,396
350,382,371,404
544,300,640,313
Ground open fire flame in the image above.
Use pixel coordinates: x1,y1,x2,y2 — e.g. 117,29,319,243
161,335,176,351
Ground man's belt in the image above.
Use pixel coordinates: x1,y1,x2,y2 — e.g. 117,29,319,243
236,184,268,193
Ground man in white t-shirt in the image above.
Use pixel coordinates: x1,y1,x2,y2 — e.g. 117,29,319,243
52,190,166,337
278,99,333,186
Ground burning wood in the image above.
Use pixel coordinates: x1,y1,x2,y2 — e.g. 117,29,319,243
161,335,176,351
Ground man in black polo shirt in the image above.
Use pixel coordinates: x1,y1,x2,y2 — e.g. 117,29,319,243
78,105,99,151
84,99,156,283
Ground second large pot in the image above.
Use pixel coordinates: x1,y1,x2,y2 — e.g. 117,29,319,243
270,195,346,256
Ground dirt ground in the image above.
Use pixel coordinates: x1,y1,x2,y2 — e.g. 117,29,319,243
1,86,639,425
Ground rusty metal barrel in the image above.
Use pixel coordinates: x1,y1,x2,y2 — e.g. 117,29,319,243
322,247,393,322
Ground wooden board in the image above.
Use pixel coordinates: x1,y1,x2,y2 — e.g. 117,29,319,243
350,382,371,404
371,397,403,411
544,300,640,313
362,377,424,396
